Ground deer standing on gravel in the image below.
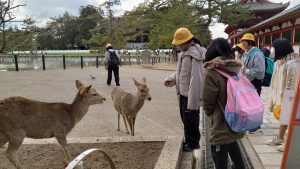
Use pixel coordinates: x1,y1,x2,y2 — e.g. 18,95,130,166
0,80,106,169
111,78,151,136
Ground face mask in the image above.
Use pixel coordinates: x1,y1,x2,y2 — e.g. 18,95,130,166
235,51,239,57
178,45,185,52
271,48,275,57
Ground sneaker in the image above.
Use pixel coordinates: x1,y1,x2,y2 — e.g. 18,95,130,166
276,143,286,152
248,128,263,134
266,136,284,146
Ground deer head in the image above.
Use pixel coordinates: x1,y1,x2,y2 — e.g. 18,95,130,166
133,78,152,101
75,80,106,104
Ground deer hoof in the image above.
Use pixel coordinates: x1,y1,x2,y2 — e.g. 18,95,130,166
126,132,130,134
117,129,120,131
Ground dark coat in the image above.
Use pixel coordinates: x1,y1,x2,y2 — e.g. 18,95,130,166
201,57,245,145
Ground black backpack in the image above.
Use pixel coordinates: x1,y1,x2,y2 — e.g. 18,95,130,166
108,51,120,66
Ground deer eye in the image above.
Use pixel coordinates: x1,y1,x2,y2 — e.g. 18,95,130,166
93,94,97,96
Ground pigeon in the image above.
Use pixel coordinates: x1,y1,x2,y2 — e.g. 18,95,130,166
90,75,96,80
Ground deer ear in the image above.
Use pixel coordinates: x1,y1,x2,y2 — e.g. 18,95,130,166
80,85,92,95
142,77,146,83
133,78,139,85
76,80,84,89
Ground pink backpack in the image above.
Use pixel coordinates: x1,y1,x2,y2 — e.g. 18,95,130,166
215,69,264,132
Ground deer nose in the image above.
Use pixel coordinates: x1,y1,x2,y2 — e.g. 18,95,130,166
102,97,106,101
148,97,152,101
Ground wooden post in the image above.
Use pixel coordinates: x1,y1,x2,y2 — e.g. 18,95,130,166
96,55,99,68
80,56,83,69
14,54,19,71
63,55,66,69
42,55,46,70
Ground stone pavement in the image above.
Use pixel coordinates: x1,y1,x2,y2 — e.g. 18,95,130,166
245,87,285,169
0,65,182,139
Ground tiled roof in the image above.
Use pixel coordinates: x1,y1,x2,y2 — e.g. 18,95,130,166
232,4,300,38
240,1,289,11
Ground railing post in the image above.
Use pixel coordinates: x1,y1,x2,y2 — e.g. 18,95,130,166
129,56,131,66
42,55,46,70
14,54,19,71
80,56,83,69
63,55,66,69
138,56,140,65
96,55,99,68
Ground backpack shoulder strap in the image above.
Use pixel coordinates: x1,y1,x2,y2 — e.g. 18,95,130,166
214,69,232,79
249,47,260,59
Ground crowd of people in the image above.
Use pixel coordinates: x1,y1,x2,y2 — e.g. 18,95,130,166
163,27,299,169
103,27,300,168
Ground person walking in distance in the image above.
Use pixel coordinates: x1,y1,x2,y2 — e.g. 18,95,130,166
240,33,265,134
164,27,206,152
104,43,121,86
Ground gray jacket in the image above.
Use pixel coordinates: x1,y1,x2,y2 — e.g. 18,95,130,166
242,47,265,81
165,44,206,110
104,49,120,65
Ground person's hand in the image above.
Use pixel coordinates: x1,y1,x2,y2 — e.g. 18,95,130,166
164,80,172,87
241,66,246,74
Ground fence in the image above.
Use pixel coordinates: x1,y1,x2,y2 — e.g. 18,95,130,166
0,54,172,71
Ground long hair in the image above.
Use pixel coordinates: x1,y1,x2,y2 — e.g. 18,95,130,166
205,38,234,62
273,38,294,61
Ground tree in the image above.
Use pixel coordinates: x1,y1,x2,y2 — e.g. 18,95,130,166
0,0,26,53
36,12,79,50
76,5,104,49
101,0,121,46
118,0,211,50
195,0,250,28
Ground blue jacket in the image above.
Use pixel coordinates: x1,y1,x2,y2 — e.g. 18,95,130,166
242,47,265,81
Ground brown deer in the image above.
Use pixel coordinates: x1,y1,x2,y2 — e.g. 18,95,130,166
0,80,106,169
111,78,151,136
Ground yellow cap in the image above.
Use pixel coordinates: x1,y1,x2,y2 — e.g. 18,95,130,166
236,43,246,51
240,33,255,42
106,43,112,48
172,28,194,45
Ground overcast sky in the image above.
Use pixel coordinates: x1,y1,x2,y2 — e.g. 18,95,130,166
13,0,298,39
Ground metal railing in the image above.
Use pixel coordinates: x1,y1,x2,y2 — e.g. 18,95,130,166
0,54,172,71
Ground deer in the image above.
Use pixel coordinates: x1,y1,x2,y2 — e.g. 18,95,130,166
111,78,151,136
0,80,106,169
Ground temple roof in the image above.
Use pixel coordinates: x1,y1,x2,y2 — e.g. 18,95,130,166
231,4,300,38
240,0,290,11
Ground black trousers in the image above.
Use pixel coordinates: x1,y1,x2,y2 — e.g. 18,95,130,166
179,95,200,148
250,78,262,132
107,65,120,85
211,141,245,169
251,78,262,96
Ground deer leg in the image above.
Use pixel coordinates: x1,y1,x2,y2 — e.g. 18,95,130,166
0,132,8,148
133,117,136,136
117,113,120,131
127,117,134,136
56,137,71,166
123,116,130,134
6,133,25,169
